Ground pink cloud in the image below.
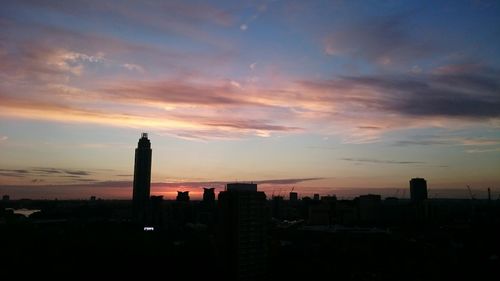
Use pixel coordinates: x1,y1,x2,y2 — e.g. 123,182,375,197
1,16,499,143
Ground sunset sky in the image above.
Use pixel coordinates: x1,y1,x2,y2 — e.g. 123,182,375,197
1,0,499,199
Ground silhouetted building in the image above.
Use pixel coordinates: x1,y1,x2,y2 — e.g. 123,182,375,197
90,196,96,201
2,195,9,201
289,192,298,201
357,194,381,222
150,195,164,228
336,200,358,224
272,195,284,220
321,195,337,202
410,178,428,202
217,183,268,280
313,193,320,201
203,187,215,203
176,191,190,202
133,133,152,222
308,202,331,225
226,182,258,192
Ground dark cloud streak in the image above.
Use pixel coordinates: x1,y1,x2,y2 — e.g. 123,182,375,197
341,158,425,165
300,65,500,119
0,167,92,179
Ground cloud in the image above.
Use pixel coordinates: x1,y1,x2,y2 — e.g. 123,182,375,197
122,63,144,72
255,178,324,185
63,170,91,176
341,158,425,165
0,43,98,82
230,80,242,88
74,178,99,182
31,168,91,176
0,177,323,190
1,13,499,143
0,167,92,179
299,65,500,119
2,62,499,141
0,136,7,142
0,169,30,177
465,147,500,153
394,136,500,147
323,13,438,65
11,0,234,42
239,1,269,32
357,126,382,130
99,79,259,107
31,168,63,174
394,140,451,146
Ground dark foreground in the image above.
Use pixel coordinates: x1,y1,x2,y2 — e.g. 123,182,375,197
1,198,500,280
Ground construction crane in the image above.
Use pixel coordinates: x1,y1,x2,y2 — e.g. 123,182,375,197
466,185,476,200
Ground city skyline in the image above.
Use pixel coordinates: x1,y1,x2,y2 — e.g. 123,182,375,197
1,0,500,199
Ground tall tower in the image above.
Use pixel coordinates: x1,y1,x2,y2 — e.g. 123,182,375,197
410,177,428,202
133,133,152,222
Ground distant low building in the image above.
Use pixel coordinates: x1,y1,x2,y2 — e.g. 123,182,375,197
321,195,337,202
289,192,298,201
203,187,215,203
2,195,9,201
176,191,190,202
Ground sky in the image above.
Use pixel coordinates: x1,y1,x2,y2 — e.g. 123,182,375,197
1,0,499,200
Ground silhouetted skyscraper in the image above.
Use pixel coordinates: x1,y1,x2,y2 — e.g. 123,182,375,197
289,192,298,201
133,133,152,222
203,187,215,202
313,193,320,201
410,178,428,202
217,183,268,281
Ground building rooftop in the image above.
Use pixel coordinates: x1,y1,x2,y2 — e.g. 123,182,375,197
226,183,257,192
